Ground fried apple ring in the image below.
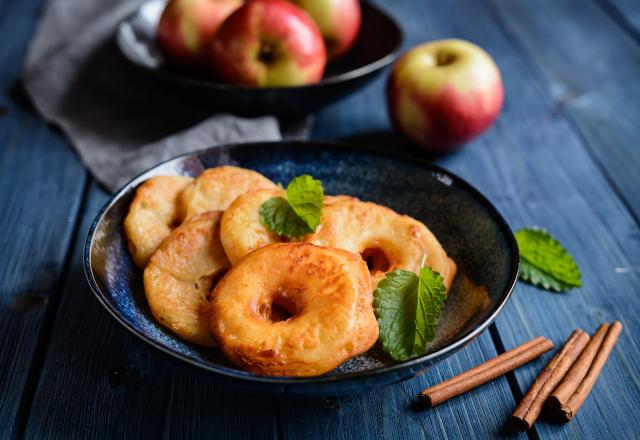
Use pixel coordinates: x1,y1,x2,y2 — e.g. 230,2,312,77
124,175,193,268
179,166,277,220
220,189,354,264
144,211,230,347
210,243,378,376
307,199,457,289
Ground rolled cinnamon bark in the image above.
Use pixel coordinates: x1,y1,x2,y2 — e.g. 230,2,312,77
419,336,554,408
509,329,589,431
547,321,623,422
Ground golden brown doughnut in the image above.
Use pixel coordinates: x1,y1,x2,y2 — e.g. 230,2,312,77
178,166,277,220
210,243,377,376
220,189,354,264
124,175,193,268
144,211,230,347
306,199,457,289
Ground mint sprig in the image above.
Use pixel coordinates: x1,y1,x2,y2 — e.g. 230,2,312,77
259,175,324,238
374,267,447,361
516,227,582,292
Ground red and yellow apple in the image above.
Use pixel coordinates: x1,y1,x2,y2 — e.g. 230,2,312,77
211,0,327,86
290,0,361,60
387,39,504,152
157,0,243,67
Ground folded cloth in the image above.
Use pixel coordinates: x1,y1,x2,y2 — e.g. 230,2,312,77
23,0,309,192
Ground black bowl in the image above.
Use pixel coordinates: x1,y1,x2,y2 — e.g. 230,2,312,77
116,0,403,117
84,141,519,395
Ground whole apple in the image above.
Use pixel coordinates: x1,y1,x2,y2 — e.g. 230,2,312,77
290,0,361,60
211,0,326,86
387,39,504,152
157,0,242,68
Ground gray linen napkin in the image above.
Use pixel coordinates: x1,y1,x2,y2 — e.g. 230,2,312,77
23,0,308,191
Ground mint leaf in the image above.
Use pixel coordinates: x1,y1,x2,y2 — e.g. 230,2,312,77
374,268,447,361
414,267,447,355
259,197,312,238
516,227,582,292
259,175,324,238
286,175,324,231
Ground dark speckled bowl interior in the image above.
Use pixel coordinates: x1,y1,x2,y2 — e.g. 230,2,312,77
85,141,518,395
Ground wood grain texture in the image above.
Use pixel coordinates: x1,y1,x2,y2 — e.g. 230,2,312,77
5,0,640,438
603,0,640,35
23,184,279,439
0,0,87,436
311,0,640,438
426,0,640,437
486,0,640,223
280,330,526,440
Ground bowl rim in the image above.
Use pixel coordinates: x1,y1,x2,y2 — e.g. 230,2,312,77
116,0,404,92
84,140,519,386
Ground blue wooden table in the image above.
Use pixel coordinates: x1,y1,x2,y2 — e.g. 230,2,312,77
2,0,639,438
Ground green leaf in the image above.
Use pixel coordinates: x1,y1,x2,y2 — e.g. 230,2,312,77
374,268,447,361
414,266,447,355
259,197,313,238
285,175,324,231
515,227,582,292
259,175,324,238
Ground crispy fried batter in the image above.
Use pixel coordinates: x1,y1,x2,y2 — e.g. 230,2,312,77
144,211,230,347
210,243,377,376
179,166,277,220
306,199,457,290
220,189,284,265
220,189,354,264
124,175,193,268
221,191,456,290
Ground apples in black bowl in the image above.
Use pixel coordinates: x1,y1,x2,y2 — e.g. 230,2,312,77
117,0,402,117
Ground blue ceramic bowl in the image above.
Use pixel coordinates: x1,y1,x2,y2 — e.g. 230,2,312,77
84,141,518,395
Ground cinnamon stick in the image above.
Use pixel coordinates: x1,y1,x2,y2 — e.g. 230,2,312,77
509,329,590,430
547,321,623,422
419,336,554,408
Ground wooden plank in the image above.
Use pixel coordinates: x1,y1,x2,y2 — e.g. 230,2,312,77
24,184,279,439
280,330,525,439
424,0,640,438
603,0,640,35
0,103,87,440
308,0,640,438
0,0,88,436
291,2,525,439
485,0,640,222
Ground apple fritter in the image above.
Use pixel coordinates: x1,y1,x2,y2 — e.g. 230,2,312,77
178,166,277,220
210,243,378,376
144,211,230,347
306,199,457,290
220,189,354,264
124,175,193,269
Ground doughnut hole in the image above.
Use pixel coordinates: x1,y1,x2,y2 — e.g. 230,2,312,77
360,247,391,274
256,287,302,323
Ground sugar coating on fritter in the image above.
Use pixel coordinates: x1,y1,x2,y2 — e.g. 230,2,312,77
220,190,355,264
124,175,193,269
305,199,457,290
210,243,378,376
144,211,230,347
178,166,277,220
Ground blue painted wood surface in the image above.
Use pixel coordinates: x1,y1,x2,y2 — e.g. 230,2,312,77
487,0,640,222
0,0,87,436
0,0,639,438
604,0,640,37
